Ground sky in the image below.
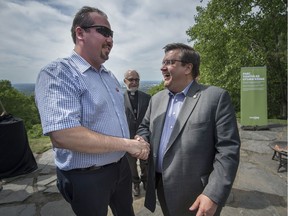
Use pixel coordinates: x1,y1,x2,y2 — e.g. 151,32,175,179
0,0,208,84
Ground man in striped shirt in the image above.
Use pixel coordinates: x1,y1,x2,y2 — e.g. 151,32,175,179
35,6,149,216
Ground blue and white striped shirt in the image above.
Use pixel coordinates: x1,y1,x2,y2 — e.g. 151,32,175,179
35,51,129,170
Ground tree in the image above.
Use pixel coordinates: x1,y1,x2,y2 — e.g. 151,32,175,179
0,80,40,130
148,81,165,96
187,0,287,118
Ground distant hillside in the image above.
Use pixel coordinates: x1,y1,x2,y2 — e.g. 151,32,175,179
13,81,161,95
13,83,35,96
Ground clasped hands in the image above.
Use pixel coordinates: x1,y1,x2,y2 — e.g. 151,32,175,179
128,135,150,160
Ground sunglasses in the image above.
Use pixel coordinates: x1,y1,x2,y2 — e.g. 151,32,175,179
82,25,114,38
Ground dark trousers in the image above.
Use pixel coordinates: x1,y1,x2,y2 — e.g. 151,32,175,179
156,173,171,216
155,173,222,216
56,157,135,216
126,153,147,184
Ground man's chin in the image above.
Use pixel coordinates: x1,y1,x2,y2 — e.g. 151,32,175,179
163,80,170,87
101,52,109,61
128,87,138,92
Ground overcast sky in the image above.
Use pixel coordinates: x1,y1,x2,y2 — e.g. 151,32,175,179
0,0,208,84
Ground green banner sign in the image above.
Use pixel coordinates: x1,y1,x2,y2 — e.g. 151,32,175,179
240,67,268,126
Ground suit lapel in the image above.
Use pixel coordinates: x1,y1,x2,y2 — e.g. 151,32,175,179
124,91,136,118
137,91,143,119
166,82,201,149
153,90,170,153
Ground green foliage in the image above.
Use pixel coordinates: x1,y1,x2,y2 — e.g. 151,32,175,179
27,124,43,138
29,136,51,154
0,80,40,130
187,0,287,118
147,81,165,96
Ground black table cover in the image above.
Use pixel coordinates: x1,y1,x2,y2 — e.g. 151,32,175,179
0,115,37,179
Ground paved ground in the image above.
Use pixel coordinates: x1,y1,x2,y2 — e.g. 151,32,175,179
0,123,287,216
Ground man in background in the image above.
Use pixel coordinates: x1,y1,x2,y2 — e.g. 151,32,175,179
124,69,151,197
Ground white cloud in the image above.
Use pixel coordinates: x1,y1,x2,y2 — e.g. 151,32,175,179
0,0,208,83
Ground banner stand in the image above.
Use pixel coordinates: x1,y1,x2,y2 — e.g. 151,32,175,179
241,125,269,131
240,66,268,130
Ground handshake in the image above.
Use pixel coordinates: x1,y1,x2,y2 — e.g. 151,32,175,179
127,135,150,160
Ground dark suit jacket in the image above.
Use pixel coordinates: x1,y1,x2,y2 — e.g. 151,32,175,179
124,90,151,138
137,82,240,216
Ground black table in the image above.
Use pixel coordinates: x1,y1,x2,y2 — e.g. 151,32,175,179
0,115,37,179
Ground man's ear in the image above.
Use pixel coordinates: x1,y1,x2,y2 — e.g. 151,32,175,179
75,26,85,41
185,63,193,75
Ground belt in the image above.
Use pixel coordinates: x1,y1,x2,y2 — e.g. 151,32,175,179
73,158,122,172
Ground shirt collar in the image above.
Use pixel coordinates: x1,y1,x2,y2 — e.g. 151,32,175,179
168,80,194,97
70,50,108,74
128,90,138,94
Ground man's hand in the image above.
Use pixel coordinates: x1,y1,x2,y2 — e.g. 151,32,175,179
189,194,218,216
127,135,150,160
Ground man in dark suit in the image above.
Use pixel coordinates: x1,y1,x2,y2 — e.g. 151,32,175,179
124,69,151,197
137,43,240,216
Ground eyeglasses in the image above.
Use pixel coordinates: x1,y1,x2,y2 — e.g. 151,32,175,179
125,78,140,82
162,59,188,66
82,25,113,38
